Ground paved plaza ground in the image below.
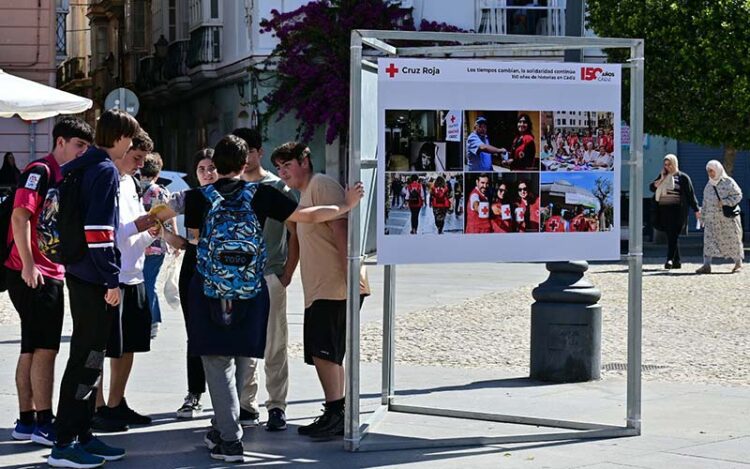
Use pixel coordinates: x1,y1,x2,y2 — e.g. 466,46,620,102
0,251,748,468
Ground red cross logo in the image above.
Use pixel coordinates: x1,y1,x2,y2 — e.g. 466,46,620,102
502,206,511,219
385,63,399,78
450,115,456,123
480,205,489,216
549,220,559,231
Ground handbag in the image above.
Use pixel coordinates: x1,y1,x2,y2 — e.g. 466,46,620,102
162,251,182,309
713,186,740,218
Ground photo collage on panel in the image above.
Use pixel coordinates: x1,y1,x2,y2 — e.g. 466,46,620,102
384,109,615,236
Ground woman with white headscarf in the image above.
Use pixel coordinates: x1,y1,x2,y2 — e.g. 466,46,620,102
649,153,700,269
696,160,744,273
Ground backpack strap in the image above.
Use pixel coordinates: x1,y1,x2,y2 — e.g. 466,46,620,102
241,181,259,205
202,184,225,210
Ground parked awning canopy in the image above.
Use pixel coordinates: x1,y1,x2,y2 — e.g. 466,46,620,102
0,68,92,120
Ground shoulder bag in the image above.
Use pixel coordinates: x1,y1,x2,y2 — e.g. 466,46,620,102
713,185,740,218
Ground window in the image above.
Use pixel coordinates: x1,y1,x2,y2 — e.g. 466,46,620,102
212,27,221,59
477,0,565,36
210,0,219,19
95,26,108,67
132,0,146,49
169,0,177,42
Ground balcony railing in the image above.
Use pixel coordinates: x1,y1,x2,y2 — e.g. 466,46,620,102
136,55,168,91
57,56,89,87
476,0,566,36
165,40,190,80
187,26,221,68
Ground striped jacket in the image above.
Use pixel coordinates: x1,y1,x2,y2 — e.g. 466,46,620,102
63,146,121,288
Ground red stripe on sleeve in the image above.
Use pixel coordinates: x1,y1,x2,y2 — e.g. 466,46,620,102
84,230,114,243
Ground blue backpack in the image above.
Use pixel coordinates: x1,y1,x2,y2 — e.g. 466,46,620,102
196,182,266,300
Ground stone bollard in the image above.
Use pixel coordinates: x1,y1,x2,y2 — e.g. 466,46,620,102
530,261,602,382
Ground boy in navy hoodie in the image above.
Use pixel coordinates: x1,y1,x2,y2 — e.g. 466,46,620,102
49,109,154,469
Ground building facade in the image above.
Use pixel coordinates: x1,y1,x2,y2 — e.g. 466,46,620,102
55,0,585,174
52,0,747,228
0,0,59,168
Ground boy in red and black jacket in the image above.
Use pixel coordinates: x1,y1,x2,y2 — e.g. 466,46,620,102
50,110,155,469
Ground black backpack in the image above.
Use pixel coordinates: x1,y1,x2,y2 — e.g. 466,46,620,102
0,160,52,291
0,188,18,292
409,188,421,203
56,167,88,264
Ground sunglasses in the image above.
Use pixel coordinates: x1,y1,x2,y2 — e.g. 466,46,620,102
518,187,528,192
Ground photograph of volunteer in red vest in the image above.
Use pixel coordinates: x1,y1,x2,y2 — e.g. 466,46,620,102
384,172,464,235
489,173,541,233
463,110,541,172
465,173,492,234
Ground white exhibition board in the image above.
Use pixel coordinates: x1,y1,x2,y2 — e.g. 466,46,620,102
377,58,622,264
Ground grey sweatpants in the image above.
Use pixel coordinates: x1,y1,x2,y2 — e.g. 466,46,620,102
201,355,252,442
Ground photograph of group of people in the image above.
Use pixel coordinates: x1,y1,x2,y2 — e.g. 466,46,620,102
539,111,616,171
464,110,540,172
464,173,540,233
384,110,464,172
382,108,617,237
384,172,464,235
540,172,615,233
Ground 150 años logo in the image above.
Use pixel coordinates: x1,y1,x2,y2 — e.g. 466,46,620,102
580,67,615,82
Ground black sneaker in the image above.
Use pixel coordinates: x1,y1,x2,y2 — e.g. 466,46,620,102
266,408,287,432
209,439,245,463
238,408,259,426
297,407,332,435
204,428,221,450
91,408,128,433
672,261,682,269
308,408,344,440
111,398,152,425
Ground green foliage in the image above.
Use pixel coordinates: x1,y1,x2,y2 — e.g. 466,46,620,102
587,0,750,150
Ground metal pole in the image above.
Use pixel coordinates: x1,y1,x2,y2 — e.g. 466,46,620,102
626,40,645,432
29,120,37,161
344,30,364,452
382,265,396,406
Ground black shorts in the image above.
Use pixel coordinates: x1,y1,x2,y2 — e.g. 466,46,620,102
303,297,364,366
106,283,152,358
6,268,64,353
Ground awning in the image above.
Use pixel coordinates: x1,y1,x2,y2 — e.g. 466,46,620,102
0,68,92,120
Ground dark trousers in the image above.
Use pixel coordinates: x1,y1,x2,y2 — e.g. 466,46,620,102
55,275,116,446
433,207,447,233
658,204,683,263
410,206,420,232
178,245,206,394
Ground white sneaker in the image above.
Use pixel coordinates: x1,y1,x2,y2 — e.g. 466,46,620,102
150,322,160,339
